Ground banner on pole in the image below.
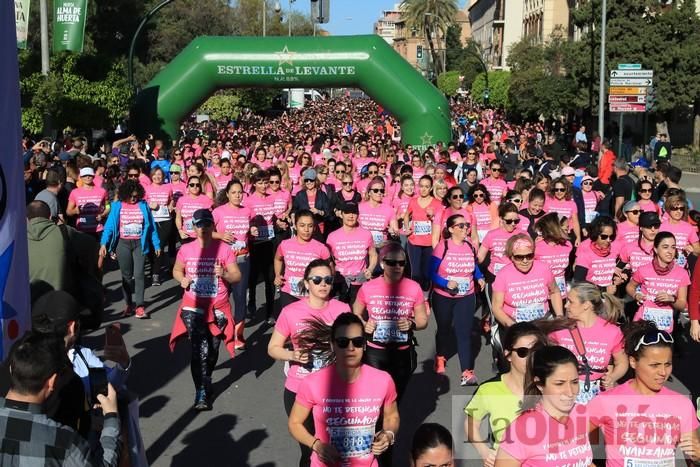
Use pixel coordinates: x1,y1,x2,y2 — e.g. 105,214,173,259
1,0,31,359
14,0,31,49
53,0,88,52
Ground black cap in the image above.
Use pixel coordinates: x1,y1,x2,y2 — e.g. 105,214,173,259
639,211,661,228
341,202,360,214
32,291,81,334
192,209,214,226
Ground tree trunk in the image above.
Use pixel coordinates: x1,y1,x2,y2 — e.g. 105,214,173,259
693,100,700,150
426,26,440,79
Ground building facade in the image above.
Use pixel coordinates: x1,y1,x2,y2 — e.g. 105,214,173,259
467,0,524,70
523,0,570,42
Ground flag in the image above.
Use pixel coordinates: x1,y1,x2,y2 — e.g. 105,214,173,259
53,0,88,52
14,0,31,49
0,0,31,359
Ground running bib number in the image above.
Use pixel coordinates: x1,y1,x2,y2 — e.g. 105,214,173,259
122,223,143,237
154,205,169,218
448,276,470,295
515,303,546,322
328,426,374,459
191,276,218,298
373,320,408,343
642,306,673,331
555,276,567,296
477,230,488,242
493,262,506,275
230,240,246,252
184,219,194,232
257,225,275,240
289,277,303,296
585,210,598,224
623,458,674,467
413,221,431,236
575,379,602,405
371,230,384,245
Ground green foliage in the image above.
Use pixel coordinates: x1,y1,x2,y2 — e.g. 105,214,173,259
200,91,241,122
444,24,465,71
472,71,510,109
437,71,461,97
400,0,458,75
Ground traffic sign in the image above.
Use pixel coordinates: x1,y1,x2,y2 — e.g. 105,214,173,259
610,78,653,86
609,86,647,95
610,103,646,112
609,95,645,104
618,63,642,70
610,70,653,78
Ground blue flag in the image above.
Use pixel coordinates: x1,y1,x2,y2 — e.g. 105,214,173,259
0,0,31,359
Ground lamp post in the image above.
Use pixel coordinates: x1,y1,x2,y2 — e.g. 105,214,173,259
128,0,175,92
597,0,607,148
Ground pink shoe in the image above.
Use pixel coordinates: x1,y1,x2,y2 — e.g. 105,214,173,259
134,306,147,319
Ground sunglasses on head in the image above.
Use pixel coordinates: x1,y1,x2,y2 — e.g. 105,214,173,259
634,330,674,352
334,336,365,349
512,253,534,261
370,188,385,194
383,258,406,267
504,218,521,225
598,234,614,241
308,275,333,285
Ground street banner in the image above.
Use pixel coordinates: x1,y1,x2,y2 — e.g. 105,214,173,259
0,0,31,359
14,0,30,49
53,0,88,52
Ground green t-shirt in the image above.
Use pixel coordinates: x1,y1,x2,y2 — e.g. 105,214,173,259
464,376,522,451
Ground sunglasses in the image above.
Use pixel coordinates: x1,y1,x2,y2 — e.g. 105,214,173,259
467,152,476,155
598,234,614,241
509,198,523,204
189,183,201,188
383,259,406,267
308,275,333,285
582,181,593,186
450,194,463,200
553,188,566,193
512,253,534,261
504,218,521,225
304,179,316,183
269,180,281,185
639,188,653,193
492,168,504,173
342,181,353,186
127,173,139,178
368,171,378,175
511,346,536,358
643,223,661,230
335,170,346,174
473,193,485,199
451,222,469,229
669,206,685,211
334,336,365,349
626,209,641,215
370,188,385,194
634,330,674,352
286,159,295,163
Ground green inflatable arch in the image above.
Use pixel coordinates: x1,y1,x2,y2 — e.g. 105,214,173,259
131,35,451,148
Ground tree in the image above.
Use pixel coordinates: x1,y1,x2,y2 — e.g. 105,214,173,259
444,23,465,71
472,71,510,109
400,0,458,77
437,71,461,97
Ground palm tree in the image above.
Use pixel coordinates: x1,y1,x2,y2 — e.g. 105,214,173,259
400,0,458,78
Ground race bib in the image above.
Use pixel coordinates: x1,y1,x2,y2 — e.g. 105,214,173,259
623,457,674,467
555,276,567,296
477,229,488,242
373,319,408,344
257,224,275,240
122,223,143,237
230,240,246,252
328,425,374,460
585,210,598,224
642,306,673,331
515,303,546,322
289,276,303,296
493,262,506,275
448,276,470,295
191,276,218,298
575,378,602,405
184,219,194,232
154,205,170,218
300,349,328,375
371,230,384,246
413,220,431,236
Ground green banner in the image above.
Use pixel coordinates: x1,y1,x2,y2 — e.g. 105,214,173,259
53,0,87,52
15,0,31,49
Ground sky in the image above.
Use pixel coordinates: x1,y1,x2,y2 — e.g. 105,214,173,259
290,0,468,36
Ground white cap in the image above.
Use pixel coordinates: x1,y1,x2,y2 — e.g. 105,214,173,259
79,167,95,177
221,150,231,160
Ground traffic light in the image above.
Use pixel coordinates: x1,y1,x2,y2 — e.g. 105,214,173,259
646,86,656,112
483,88,490,105
417,45,423,59
310,0,330,24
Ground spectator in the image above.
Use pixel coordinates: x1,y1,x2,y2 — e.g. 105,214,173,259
653,133,672,163
612,159,635,216
34,167,63,222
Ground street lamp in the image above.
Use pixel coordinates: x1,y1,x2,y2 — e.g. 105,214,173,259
128,0,175,92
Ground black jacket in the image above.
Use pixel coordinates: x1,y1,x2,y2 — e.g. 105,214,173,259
292,189,332,224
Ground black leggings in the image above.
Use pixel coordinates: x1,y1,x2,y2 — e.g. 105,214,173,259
276,291,300,319
180,308,227,392
364,345,416,402
248,240,276,317
284,388,315,467
431,293,477,371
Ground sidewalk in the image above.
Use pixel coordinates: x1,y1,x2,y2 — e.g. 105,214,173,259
683,171,700,194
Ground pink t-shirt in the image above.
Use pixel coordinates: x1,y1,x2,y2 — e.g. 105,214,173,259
245,192,278,241
588,381,699,467
492,261,554,322
481,227,513,274
470,202,495,241
215,173,232,191
574,239,623,287
68,185,107,233
616,221,639,244
544,196,578,231
356,277,424,345
118,202,144,240
145,183,172,222
271,190,292,217
581,190,599,224
275,298,350,392
500,405,592,467
550,317,624,379
631,262,690,332
170,180,187,204
481,177,508,204
176,194,213,238
534,240,572,298
619,239,654,273
295,365,397,467
358,201,395,247
212,203,252,253
391,195,413,220
638,198,659,214
406,197,443,246
432,239,477,297
277,238,330,296
326,227,374,280
660,220,699,254
177,239,235,303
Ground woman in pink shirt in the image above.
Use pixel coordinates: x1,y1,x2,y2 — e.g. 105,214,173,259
636,179,660,214
145,167,173,286
467,183,499,242
268,168,292,238
616,200,642,244
573,215,626,293
587,321,700,467
492,234,563,328
496,346,593,467
404,175,444,290
626,232,690,333
619,211,660,274
533,213,573,300
187,163,216,200
353,242,428,401
274,211,331,322
359,177,399,249
269,259,350,466
432,186,478,247
660,194,700,266
288,313,399,467
544,177,581,246
175,175,213,242
580,175,602,228
430,214,485,386
67,167,109,239
478,203,522,280
548,281,628,405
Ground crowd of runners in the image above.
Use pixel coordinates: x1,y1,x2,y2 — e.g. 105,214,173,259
12,96,700,466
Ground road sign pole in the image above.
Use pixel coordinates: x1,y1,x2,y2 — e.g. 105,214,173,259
598,0,607,148
643,110,648,161
618,113,624,160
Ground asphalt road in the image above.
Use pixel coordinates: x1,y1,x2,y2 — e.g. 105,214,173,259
82,172,699,467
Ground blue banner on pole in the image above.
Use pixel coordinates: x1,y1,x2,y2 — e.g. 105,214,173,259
0,0,31,359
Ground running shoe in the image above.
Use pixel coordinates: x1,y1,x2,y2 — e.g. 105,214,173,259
193,389,211,411
152,274,161,286
122,304,135,317
134,306,147,319
461,369,478,386
434,356,447,375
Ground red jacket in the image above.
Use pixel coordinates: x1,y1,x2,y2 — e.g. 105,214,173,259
598,149,615,185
